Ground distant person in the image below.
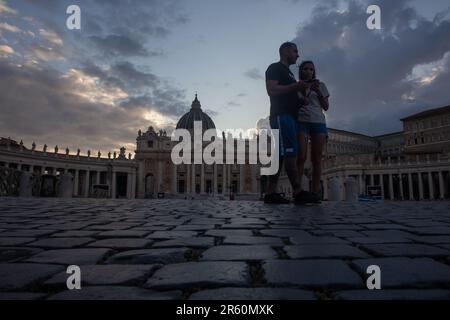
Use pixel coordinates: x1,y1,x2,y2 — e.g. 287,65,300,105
264,42,311,204
295,60,330,204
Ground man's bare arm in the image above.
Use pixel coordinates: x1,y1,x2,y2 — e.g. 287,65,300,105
266,80,309,97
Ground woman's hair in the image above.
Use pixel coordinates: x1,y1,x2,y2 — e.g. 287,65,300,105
298,60,316,80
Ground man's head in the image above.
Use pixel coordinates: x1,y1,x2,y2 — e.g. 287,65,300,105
279,42,299,65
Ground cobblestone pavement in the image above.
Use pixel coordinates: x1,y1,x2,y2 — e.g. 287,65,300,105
0,198,450,300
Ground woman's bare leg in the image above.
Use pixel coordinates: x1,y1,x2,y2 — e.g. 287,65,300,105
310,133,326,193
296,132,309,189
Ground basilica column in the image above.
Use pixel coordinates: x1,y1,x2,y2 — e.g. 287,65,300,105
239,165,245,194
379,174,385,199
112,171,117,199
408,173,414,200
213,164,218,194
172,165,177,193
191,164,196,194
222,165,227,194
428,172,434,200
84,170,90,197
73,169,79,196
370,174,374,186
158,161,163,193
323,177,328,200
399,173,404,200
388,174,394,200
438,171,445,200
186,165,191,194
418,172,424,200
96,171,100,185
359,174,364,195
126,172,132,199
200,163,205,194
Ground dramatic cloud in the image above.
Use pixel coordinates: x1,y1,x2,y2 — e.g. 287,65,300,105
0,0,193,154
244,68,263,80
291,0,450,135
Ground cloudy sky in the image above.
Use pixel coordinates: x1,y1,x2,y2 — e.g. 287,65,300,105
1,0,450,155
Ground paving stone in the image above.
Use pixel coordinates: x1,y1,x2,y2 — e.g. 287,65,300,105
0,247,42,262
26,248,112,265
106,248,190,264
290,235,349,245
96,230,150,238
0,292,48,300
201,245,278,261
347,237,413,244
413,236,450,244
28,237,95,248
0,263,64,290
352,257,450,288
152,237,214,248
263,260,363,289
87,238,152,249
410,227,450,235
45,264,160,286
361,243,449,257
48,287,182,300
222,236,284,245
204,229,254,237
0,237,36,246
260,229,312,238
335,289,450,300
189,287,316,300
51,231,99,237
284,244,371,259
146,231,198,240
145,262,249,290
173,225,216,231
0,230,58,237
361,230,417,238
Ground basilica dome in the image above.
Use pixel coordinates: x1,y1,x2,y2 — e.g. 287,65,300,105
176,94,216,131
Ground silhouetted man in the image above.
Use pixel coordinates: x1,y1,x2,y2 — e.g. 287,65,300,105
264,42,310,204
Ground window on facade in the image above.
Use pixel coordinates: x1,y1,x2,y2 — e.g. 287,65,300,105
148,141,154,148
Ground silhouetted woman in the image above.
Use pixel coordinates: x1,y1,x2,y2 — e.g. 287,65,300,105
296,61,330,204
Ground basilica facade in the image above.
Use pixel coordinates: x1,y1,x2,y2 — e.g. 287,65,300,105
1,96,450,201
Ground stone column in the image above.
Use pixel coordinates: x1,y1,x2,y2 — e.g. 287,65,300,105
370,174,374,186
438,171,445,200
172,165,177,193
408,173,414,200
126,172,132,199
251,165,257,193
157,161,163,193
428,172,434,200
222,165,227,194
96,171,100,184
213,164,218,194
186,165,191,194
200,163,205,194
112,171,117,199
379,174,385,200
359,174,364,195
389,174,394,200
399,174,404,200
323,177,328,200
84,170,90,197
191,164,196,194
418,172,424,200
239,165,245,194
73,169,79,196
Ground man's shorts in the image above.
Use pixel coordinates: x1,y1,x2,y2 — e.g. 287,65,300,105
297,121,328,135
269,114,298,157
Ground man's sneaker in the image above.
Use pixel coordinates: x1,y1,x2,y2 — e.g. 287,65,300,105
308,192,322,204
264,193,290,204
294,191,322,205
293,190,311,205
